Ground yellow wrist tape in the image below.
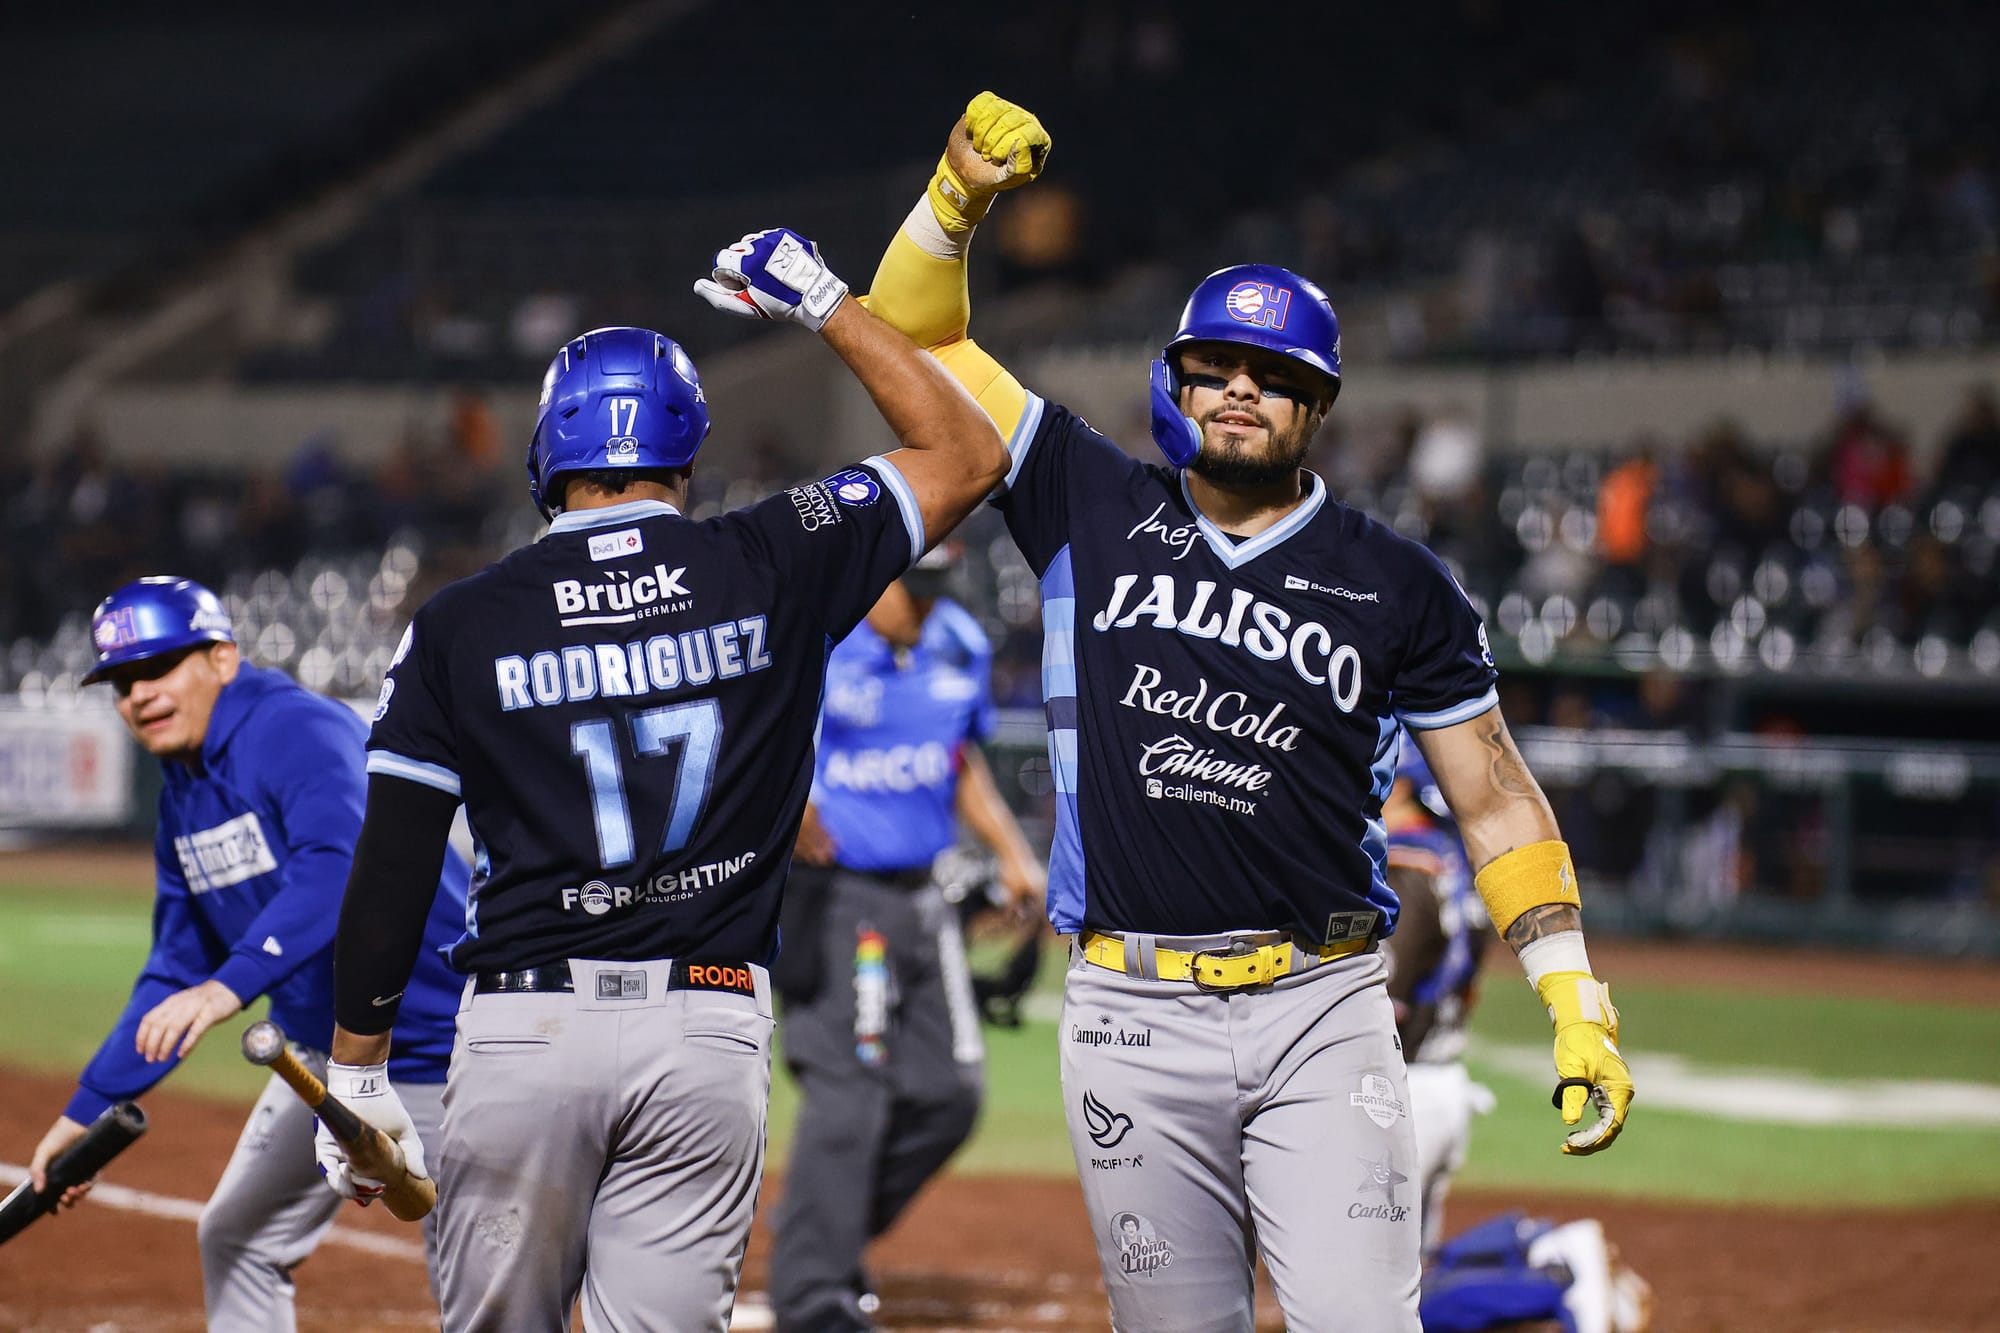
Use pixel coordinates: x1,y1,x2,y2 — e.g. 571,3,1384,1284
927,153,993,232
1474,840,1581,937
1535,970,1616,1031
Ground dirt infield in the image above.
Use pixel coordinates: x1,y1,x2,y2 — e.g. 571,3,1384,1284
2,1067,1996,1333
5,845,1997,1330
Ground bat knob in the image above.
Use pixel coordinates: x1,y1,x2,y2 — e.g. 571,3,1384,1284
241,1020,287,1067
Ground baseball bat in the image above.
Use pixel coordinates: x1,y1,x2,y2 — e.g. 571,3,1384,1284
240,1020,436,1222
0,1100,148,1246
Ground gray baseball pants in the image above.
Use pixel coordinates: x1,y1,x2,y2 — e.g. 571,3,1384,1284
1060,939,1421,1332
769,875,985,1332
199,1045,444,1331
435,958,776,1332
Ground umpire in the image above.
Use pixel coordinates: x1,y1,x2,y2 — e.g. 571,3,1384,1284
771,543,1044,1333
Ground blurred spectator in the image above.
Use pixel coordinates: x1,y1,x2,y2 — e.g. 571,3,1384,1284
448,387,504,474
1823,403,1914,510
1929,386,2000,498
1596,440,1659,573
237,472,308,572
1690,419,1783,547
1406,409,1484,508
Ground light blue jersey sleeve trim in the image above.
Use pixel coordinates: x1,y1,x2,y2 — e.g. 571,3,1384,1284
1001,393,1047,495
367,751,464,797
1397,688,1500,731
862,454,925,567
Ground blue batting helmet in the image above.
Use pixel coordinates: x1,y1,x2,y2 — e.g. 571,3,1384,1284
527,326,712,517
1148,264,1343,466
83,577,235,684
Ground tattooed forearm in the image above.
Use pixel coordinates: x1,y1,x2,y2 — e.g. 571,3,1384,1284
1504,903,1581,951
1476,711,1537,799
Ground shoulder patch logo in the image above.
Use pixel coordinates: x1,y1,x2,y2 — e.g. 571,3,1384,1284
826,468,880,507
788,482,841,531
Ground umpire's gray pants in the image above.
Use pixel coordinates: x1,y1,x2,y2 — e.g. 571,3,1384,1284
435,958,775,1332
770,876,985,1332
1061,942,1421,1333
199,1047,444,1332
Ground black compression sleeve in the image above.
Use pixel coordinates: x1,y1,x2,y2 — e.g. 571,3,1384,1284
332,773,461,1036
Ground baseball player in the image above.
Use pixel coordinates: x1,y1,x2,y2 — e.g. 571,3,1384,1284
1382,732,1494,1258
316,227,1010,1332
771,541,1045,1333
863,93,1637,1331
24,576,469,1331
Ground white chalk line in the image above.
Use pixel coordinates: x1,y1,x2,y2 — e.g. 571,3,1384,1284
0,1162,799,1329
1470,1043,2000,1129
0,1161,421,1260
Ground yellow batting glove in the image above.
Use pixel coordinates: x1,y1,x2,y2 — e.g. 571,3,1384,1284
928,91,1052,231
1536,971,1635,1156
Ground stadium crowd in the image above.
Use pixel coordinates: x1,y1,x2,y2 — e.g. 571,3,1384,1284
10,386,1997,722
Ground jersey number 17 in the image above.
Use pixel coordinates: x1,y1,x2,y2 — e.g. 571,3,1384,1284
569,700,721,867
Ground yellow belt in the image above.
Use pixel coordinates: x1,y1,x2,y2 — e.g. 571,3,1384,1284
1080,930,1372,991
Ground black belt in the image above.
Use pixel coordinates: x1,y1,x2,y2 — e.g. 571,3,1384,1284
474,960,760,998
474,967,574,994
839,865,933,890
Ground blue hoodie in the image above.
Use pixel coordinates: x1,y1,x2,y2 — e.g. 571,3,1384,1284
65,665,468,1123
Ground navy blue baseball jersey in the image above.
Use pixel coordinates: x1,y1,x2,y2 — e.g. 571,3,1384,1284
812,598,996,872
998,394,1498,943
365,461,922,972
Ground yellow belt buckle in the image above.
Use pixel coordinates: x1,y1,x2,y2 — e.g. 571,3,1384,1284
1190,943,1283,991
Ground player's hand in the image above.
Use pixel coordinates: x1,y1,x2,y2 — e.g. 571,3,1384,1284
998,854,1046,919
693,228,849,332
135,979,243,1063
1537,971,1634,1155
28,1115,92,1207
315,1062,429,1207
932,91,1052,229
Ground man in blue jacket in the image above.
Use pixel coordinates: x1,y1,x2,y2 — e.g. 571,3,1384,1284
24,576,468,1331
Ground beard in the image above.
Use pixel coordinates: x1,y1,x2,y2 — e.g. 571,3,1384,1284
1188,405,1313,487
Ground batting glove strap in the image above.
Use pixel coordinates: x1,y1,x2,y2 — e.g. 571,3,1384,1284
1536,971,1635,1156
692,227,848,331
319,1060,429,1185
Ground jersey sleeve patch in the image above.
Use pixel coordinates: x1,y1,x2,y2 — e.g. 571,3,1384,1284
858,454,924,566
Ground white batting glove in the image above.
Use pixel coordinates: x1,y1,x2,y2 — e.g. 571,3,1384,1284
692,228,849,331
314,1061,429,1205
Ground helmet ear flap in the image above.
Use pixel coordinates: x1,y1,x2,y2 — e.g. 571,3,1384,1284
1148,357,1201,467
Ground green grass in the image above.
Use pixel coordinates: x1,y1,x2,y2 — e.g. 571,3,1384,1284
1468,978,2000,1085
7,875,1997,1206
0,881,277,1103
1458,1054,2000,1205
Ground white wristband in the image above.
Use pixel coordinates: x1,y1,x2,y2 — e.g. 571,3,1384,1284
1518,930,1593,991
905,196,972,261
